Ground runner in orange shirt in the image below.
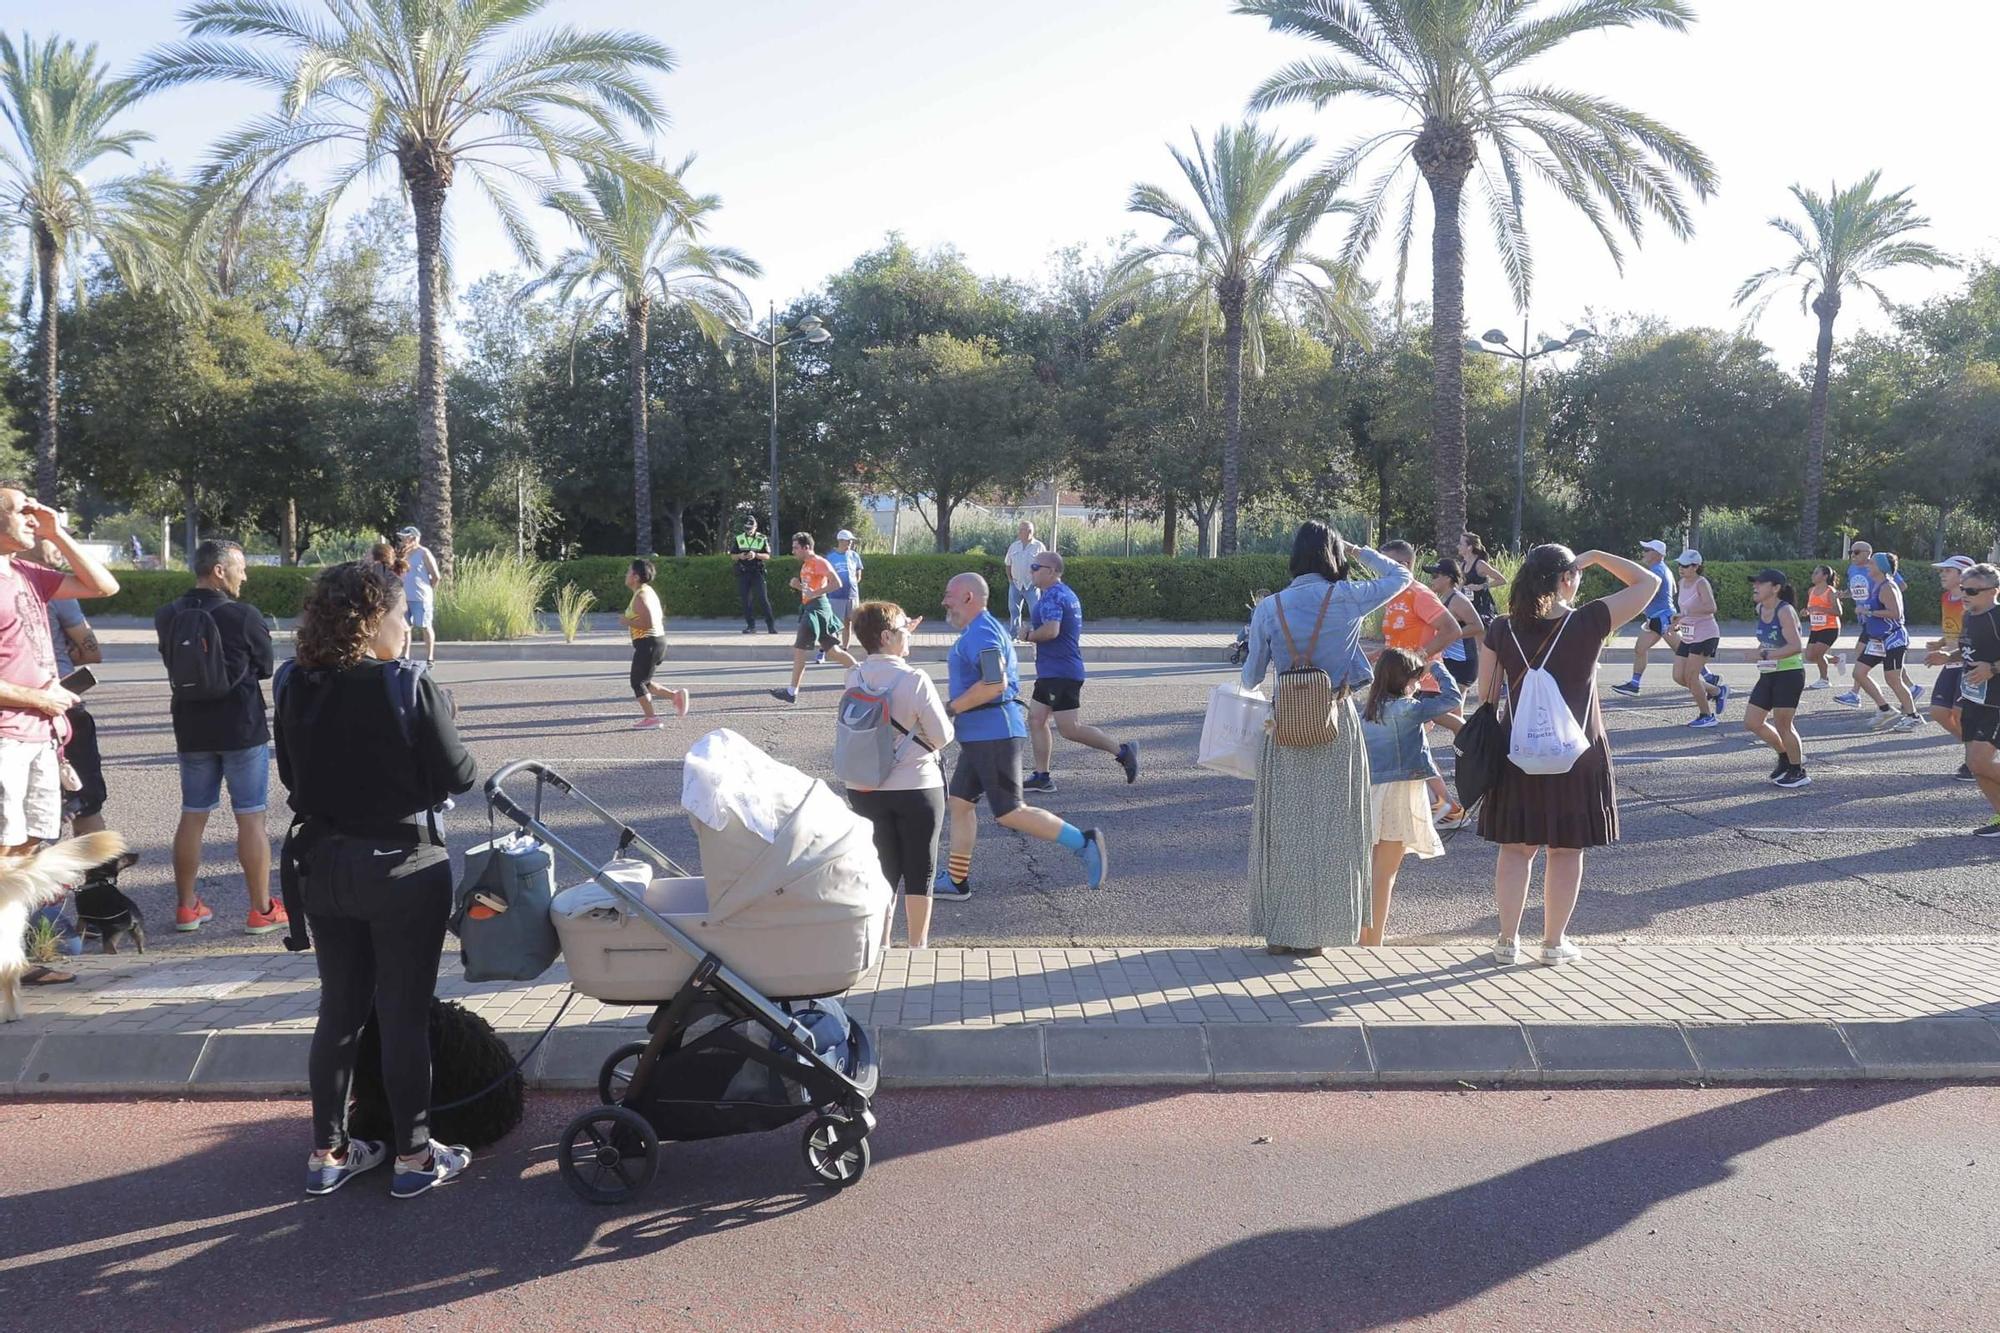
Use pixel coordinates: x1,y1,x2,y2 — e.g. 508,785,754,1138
1803,564,1843,690
771,533,857,704
1379,539,1468,827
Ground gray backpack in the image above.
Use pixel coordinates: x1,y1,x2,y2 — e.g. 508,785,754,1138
833,673,935,788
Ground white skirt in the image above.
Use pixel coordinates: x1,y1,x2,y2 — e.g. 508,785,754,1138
1370,779,1445,859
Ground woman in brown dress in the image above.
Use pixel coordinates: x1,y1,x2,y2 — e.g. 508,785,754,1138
1476,544,1658,966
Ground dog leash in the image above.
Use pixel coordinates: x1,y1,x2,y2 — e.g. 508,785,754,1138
429,990,576,1113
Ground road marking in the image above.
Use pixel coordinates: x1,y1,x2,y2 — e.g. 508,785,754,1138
1735,826,1976,837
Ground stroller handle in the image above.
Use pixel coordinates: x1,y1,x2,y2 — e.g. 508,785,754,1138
484,758,692,880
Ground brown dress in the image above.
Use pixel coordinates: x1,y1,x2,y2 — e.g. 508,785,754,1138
1477,599,1619,849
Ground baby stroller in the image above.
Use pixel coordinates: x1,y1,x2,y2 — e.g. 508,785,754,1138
1229,590,1272,667
485,731,889,1205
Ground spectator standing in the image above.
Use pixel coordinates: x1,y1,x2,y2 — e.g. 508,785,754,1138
842,601,953,948
1018,551,1139,793
1612,540,1676,695
0,487,120,988
154,539,286,935
825,529,865,656
394,527,441,663
1003,521,1046,635
369,541,407,582
770,534,857,704
1476,545,1655,966
1239,523,1410,956
729,514,777,635
277,562,480,1197
1359,652,1463,947
622,559,689,729
932,573,1107,899
29,541,111,956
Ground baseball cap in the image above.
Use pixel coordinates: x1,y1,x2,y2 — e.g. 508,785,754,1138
835,528,855,542
1638,539,1667,556
1422,557,1462,580
1750,567,1788,586
1675,548,1702,565
395,526,420,540
1933,555,1974,571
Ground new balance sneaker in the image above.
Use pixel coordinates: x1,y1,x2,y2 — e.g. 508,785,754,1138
1774,765,1813,788
1078,828,1109,890
1686,713,1719,729
1833,691,1862,706
175,899,214,932
306,1140,386,1196
1611,679,1642,697
391,1143,472,1199
1116,742,1140,785
1022,772,1057,793
932,870,972,900
245,901,290,936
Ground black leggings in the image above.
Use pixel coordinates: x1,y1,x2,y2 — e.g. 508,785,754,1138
301,836,453,1157
848,786,945,897
736,566,774,629
630,636,665,696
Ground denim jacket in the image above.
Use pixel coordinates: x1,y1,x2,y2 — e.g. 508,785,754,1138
1239,547,1412,693
1360,662,1464,783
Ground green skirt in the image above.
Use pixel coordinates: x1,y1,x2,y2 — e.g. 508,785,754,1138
1247,697,1373,948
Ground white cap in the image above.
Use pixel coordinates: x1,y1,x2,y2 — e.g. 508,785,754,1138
1933,555,1974,571
1676,548,1702,565
1638,539,1667,556
835,528,855,542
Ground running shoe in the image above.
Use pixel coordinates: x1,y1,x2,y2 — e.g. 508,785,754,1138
1828,653,1843,668
769,687,798,705
1805,679,1830,691
741,625,757,635
813,651,826,665
1492,935,1522,965
673,690,692,718
1116,742,1140,784
1870,707,1901,732
1974,817,2000,840
1611,680,1642,696
1774,766,1812,788
1686,714,1719,729
1956,763,1978,782
175,899,214,932
1833,691,1862,707
1713,683,1730,714
306,1140,386,1196
391,1143,472,1200
1434,802,1471,829
1769,755,1791,782
1022,772,1057,793
932,870,972,900
632,715,663,729
245,901,290,936
1911,683,1926,702
1078,829,1109,890
1892,713,1922,732
1539,939,1585,966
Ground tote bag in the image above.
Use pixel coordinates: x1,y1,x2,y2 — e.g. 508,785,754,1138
1198,683,1268,780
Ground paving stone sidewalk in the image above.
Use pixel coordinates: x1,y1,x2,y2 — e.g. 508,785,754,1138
8,940,2000,1094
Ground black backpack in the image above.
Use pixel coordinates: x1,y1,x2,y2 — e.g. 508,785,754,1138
163,597,239,702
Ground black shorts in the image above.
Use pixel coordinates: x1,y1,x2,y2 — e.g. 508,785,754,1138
794,619,839,651
1933,666,1963,712
1031,678,1084,712
629,636,665,696
63,704,107,819
1859,645,1907,672
1642,612,1673,638
1962,701,2000,747
1675,637,1719,659
1443,653,1479,687
1807,627,1840,647
1747,668,1805,712
948,737,1025,818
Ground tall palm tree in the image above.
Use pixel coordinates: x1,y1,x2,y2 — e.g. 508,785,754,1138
1734,172,1953,556
1107,122,1362,555
1238,0,1717,552
1,33,175,499
135,0,681,571
522,160,759,556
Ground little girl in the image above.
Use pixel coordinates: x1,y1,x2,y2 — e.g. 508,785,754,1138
623,559,689,728
1358,649,1464,947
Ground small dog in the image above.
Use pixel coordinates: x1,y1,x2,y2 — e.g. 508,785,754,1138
73,851,144,955
0,831,127,1022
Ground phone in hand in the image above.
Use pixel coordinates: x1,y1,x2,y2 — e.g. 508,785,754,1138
58,666,96,696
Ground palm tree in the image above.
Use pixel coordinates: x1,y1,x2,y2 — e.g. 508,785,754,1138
1107,122,1362,555
522,161,759,556
1,33,176,499
1734,173,1953,556
135,0,681,572
1238,0,1717,552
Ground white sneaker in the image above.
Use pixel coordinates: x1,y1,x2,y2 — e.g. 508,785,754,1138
1805,679,1830,691
1892,713,1922,732
1539,939,1585,966
1492,935,1522,965
1869,708,1900,732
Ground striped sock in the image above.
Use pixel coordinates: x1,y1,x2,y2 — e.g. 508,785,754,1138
948,852,971,884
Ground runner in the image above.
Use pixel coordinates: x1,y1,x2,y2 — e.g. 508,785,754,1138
1743,569,1810,787
1670,549,1727,728
1803,564,1844,690
769,533,857,705
1016,552,1138,794
1455,532,1504,622
1612,539,1676,696
621,559,689,729
1947,563,2000,837
1380,540,1466,826
1857,551,1919,731
1425,558,1483,698
1834,539,1875,705
1926,555,1976,779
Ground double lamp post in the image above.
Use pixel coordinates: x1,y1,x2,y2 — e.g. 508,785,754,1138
1464,319,1594,552
729,302,831,540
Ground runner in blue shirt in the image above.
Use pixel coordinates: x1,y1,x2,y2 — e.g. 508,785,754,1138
932,572,1107,898
1613,539,1678,696
1016,552,1138,793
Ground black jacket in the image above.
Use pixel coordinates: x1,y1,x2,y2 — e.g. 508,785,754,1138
274,660,478,824
154,588,275,753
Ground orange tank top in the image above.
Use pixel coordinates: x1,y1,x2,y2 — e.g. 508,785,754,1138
1807,586,1840,631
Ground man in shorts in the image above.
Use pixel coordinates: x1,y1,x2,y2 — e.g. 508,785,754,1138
1613,540,1678,695
824,529,864,656
1947,563,2000,836
770,533,856,704
932,572,1106,899
1927,556,1974,775
1017,551,1138,793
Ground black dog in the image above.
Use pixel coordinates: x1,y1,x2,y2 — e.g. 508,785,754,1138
73,852,144,955
347,998,526,1151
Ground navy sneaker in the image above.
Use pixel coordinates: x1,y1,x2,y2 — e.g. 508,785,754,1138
1973,817,2000,840
1611,680,1642,697
1957,763,1978,782
1774,766,1812,788
769,687,798,705
1116,742,1140,784
1686,714,1719,729
1078,828,1108,890
1712,683,1730,714
391,1143,471,1200
932,868,972,900
1022,772,1056,793
306,1140,386,1196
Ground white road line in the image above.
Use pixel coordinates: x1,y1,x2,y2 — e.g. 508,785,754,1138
1735,826,1977,837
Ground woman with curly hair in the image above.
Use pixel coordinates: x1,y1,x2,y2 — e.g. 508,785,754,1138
275,561,478,1200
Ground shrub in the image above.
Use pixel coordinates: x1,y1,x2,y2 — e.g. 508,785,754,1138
93,566,320,619
1578,560,1946,622
436,554,551,641
553,583,596,643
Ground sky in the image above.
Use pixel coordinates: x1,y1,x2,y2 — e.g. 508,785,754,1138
37,0,2000,367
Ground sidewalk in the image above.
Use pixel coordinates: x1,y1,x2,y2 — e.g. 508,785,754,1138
8,940,1999,1095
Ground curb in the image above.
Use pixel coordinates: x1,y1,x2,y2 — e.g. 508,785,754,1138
8,1018,2000,1096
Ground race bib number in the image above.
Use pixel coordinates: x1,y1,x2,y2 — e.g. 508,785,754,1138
1810,613,1834,630
1962,673,1990,706
1864,639,1884,658
1757,659,1776,673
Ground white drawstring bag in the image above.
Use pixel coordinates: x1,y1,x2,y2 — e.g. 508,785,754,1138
1505,614,1590,775
1197,683,1268,780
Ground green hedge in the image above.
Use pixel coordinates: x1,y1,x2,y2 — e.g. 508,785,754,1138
93,567,319,619
1579,560,1947,622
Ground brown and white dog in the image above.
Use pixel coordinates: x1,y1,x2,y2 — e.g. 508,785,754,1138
0,831,126,1022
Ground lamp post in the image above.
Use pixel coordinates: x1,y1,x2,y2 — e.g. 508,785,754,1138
1464,319,1594,551
729,303,831,541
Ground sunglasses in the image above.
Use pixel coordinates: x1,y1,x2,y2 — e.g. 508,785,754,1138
1031,563,1054,572
1962,585,1997,596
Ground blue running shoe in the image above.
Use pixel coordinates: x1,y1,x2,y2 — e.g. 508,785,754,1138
1686,714,1719,729
1833,691,1861,706
932,868,972,900
1712,683,1730,715
1078,828,1108,889
306,1140,386,1196
1911,683,1925,702
391,1143,471,1200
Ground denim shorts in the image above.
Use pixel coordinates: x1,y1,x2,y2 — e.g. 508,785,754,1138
406,597,433,629
179,745,272,815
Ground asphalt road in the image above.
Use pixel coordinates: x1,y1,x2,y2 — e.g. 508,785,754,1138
3,1085,1995,1330
69,646,2000,958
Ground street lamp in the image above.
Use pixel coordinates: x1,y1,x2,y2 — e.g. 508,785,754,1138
1465,318,1594,551
729,303,832,541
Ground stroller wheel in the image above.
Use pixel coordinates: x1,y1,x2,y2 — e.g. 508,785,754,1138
802,1114,871,1189
558,1105,659,1205
599,1041,650,1105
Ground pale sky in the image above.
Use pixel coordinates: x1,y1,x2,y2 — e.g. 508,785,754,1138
42,0,2000,366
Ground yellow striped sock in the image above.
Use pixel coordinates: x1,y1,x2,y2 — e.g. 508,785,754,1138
947,852,971,884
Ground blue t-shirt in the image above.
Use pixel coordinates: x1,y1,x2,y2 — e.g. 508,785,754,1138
825,549,862,598
947,611,1026,742
1031,581,1086,681
1645,564,1674,620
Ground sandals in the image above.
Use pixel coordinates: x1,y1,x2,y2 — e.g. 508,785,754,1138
21,966,76,985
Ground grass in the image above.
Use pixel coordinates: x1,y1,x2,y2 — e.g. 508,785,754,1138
435,554,552,641
552,583,597,643
25,916,62,966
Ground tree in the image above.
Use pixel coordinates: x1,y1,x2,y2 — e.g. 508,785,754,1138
1107,122,1359,554
1239,0,1717,552
1735,173,1954,556
523,162,758,554
137,0,681,572
0,33,174,498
